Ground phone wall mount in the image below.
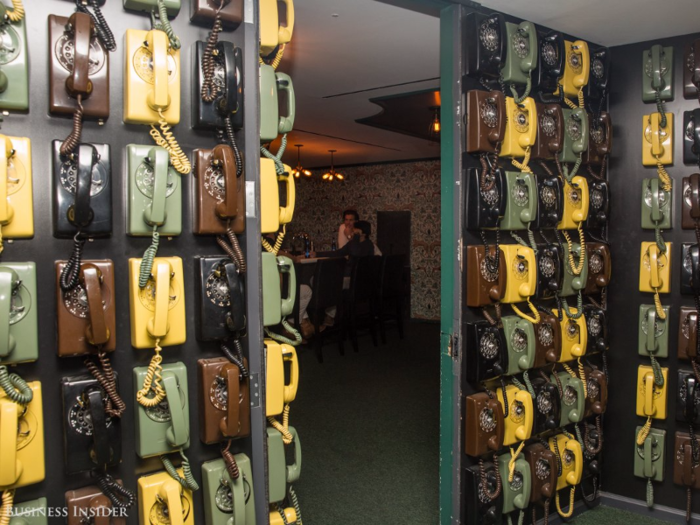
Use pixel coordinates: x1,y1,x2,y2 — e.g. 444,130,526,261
584,367,608,417
554,308,587,363
585,112,612,165
193,40,243,130
464,12,506,80
641,178,671,231
65,484,126,525
127,145,181,237
260,64,294,142
52,142,112,238
270,509,297,525
500,244,536,304
673,432,700,488
138,470,194,525
0,136,33,241
128,256,186,349
194,145,245,235
259,0,294,56
197,357,251,444
677,370,700,425
559,108,589,164
124,28,180,126
466,90,505,154
683,110,700,167
638,304,670,359
549,434,583,491
534,244,563,299
584,242,611,295
534,31,564,96
202,454,256,525
584,304,607,354
0,262,37,366
464,462,503,525
500,96,537,159
8,498,48,525
678,306,698,361
532,103,563,160
496,384,533,445
636,365,668,420
502,315,535,375
552,371,584,426
262,253,295,327
642,113,674,166
559,40,590,98
642,45,674,102
524,444,557,503
559,176,589,230
191,0,242,27
497,451,531,515
464,392,504,457
634,427,665,484
639,242,671,294
684,40,700,100
501,21,537,93
533,173,563,230
134,361,189,458
195,256,245,341
530,377,561,435
0,381,44,490
61,374,121,474
587,46,610,102
0,11,28,111
55,260,116,356
124,0,181,17
268,426,301,503
464,320,506,384
560,242,588,297
260,159,294,234
500,171,537,231
265,339,298,417
465,167,506,230
48,12,109,121
533,311,561,368
466,245,506,307
585,179,609,229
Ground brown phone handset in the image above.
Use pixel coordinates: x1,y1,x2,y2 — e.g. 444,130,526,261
532,103,563,160
466,245,506,307
191,0,242,27
682,173,700,230
679,307,699,361
464,392,504,457
683,39,700,100
585,112,612,169
466,90,506,155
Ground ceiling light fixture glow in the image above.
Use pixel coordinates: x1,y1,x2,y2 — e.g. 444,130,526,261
322,150,344,182
429,106,441,138
291,144,312,178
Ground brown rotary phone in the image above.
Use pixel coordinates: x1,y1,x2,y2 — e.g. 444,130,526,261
524,443,557,504
465,392,504,457
466,90,506,155
532,103,563,160
679,307,698,361
533,311,562,368
584,242,611,295
466,245,506,307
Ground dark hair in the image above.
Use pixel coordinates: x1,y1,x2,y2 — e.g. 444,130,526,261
342,209,359,221
356,220,371,237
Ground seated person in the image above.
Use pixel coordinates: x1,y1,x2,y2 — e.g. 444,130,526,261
337,209,359,249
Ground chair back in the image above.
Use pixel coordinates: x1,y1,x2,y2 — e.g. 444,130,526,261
308,258,346,313
380,254,406,300
350,256,381,304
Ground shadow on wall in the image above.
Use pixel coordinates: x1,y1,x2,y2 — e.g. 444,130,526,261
289,159,441,320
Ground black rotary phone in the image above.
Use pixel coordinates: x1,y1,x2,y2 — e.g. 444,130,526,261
532,103,564,161
677,370,700,426
684,109,700,167
534,174,563,229
465,462,503,525
681,243,700,297
584,180,609,229
195,255,246,342
583,304,608,354
465,167,507,230
587,46,610,103
465,320,507,384
531,376,561,435
194,40,243,131
535,30,565,99
464,12,506,81
535,243,563,299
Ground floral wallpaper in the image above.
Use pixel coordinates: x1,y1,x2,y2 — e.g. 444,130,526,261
288,159,441,320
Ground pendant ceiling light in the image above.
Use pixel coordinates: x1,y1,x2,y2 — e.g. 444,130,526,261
291,144,312,178
429,106,441,139
322,150,344,182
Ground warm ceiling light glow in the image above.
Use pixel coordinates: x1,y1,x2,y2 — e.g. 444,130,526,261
291,144,312,178
429,106,441,139
323,150,344,182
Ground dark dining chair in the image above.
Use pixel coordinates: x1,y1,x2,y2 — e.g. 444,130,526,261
377,254,406,343
345,255,381,352
306,257,346,363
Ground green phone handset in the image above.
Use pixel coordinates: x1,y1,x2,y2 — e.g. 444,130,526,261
634,426,665,509
501,21,537,102
641,177,671,257
497,450,531,525
559,108,589,182
642,45,673,130
0,0,27,111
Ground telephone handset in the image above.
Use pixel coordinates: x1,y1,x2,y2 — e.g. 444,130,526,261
464,392,504,457
265,339,299,417
502,315,535,374
583,366,608,417
554,307,587,362
639,241,671,297
683,110,700,167
677,370,700,426
558,40,590,98
464,320,506,384
524,444,557,505
559,241,588,297
191,0,242,27
466,245,506,307
267,426,302,503
500,171,537,230
585,112,611,166
534,244,563,299
533,311,562,367
583,304,607,355
552,371,584,426
532,103,563,160
683,174,700,229
583,242,611,295
259,0,294,57
535,31,564,98
584,180,609,229
500,245,539,323
260,64,295,142
66,485,127,525
683,39,700,100
465,167,507,230
0,0,28,111
464,12,506,81
500,96,537,161
679,306,698,361
262,254,296,327
534,175,563,230
61,374,121,474
501,20,537,100
587,46,610,102
124,0,180,16
0,136,33,243
202,454,256,525
194,40,243,130
681,243,700,297
261,160,295,234
559,176,589,230
0,262,36,366
497,451,531,516
466,90,505,154
636,365,668,420
465,462,503,525
559,108,589,165
642,44,674,103
634,427,665,488
195,256,245,341
49,12,109,120
138,470,195,525
52,142,112,238
673,432,700,490
642,178,671,234
549,434,583,491
530,377,561,434
642,112,674,167
497,383,533,445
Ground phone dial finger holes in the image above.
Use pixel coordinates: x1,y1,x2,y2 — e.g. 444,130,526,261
510,400,525,423
133,46,177,85
479,407,496,432
642,310,665,337
6,154,26,195
60,157,107,197
68,394,114,435
587,379,600,401
136,162,178,199
512,257,529,280
512,180,529,207
644,53,669,79
480,99,499,128
206,264,231,307
215,482,234,513
588,315,602,337
589,253,604,274
513,109,529,133
144,386,186,423
150,495,191,524
55,34,105,76
479,19,500,52
480,331,499,359
15,408,38,450
204,165,226,203
590,188,604,209
512,31,529,59
538,323,554,346
511,328,528,353
567,50,582,73
563,385,578,406
542,42,558,67
138,278,181,312
0,24,20,65
591,58,605,80
645,123,668,144
563,449,575,467
537,390,553,414
536,458,551,480
510,470,524,490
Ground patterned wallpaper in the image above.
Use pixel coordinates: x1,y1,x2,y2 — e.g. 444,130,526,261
287,159,441,320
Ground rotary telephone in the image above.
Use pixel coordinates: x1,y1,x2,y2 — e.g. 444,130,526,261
682,243,700,297
55,259,115,356
65,485,127,525
559,108,589,166
0,380,44,490
465,167,506,230
587,46,610,103
464,12,506,81
534,175,563,230
583,366,608,418
260,158,295,234
638,304,669,360
0,0,27,111
61,374,121,474
534,31,564,99
634,427,665,501
585,112,611,166
583,242,611,295
641,177,671,233
464,391,504,457
500,244,539,322
496,383,533,445
583,304,607,355
265,339,299,417
0,262,37,365
52,142,112,237
9,498,48,525
585,179,609,229
639,242,671,307
500,170,537,230
261,253,295,327
501,21,537,101
683,174,700,229
548,434,583,517
466,90,505,155
642,44,674,104
259,0,294,57
464,320,506,384
683,110,700,167
195,256,245,341
197,357,250,444
500,96,537,169
0,136,33,245
558,40,590,100
554,307,587,362
194,40,243,131
673,432,700,491
466,245,506,307
138,470,195,525
677,370,700,426
559,241,588,298
552,371,584,426
524,443,557,508
558,175,589,231
268,426,301,503
679,306,698,361
260,64,295,142
642,112,674,167
534,243,563,299
683,39,700,100
125,0,180,15
636,364,668,421
202,454,256,525
194,145,245,235
191,0,242,27
497,451,531,521
530,376,561,435
533,310,562,367
532,103,563,161
502,315,535,375
464,461,503,525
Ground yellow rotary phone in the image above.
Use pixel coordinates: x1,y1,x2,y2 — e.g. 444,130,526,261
557,40,590,103
259,0,294,57
500,96,537,172
639,242,671,318
548,433,583,518
138,470,194,525
642,112,673,167
553,307,587,362
261,158,295,234
500,244,539,323
497,383,533,445
636,365,668,420
0,135,32,249
265,339,299,417
559,175,589,231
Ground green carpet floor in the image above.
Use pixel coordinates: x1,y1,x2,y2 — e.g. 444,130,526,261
290,321,440,524
571,505,672,525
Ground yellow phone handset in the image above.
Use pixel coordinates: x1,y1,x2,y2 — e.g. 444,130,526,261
555,308,587,362
282,344,299,404
259,0,295,56
639,242,671,319
571,41,590,89
159,479,185,525
138,470,194,525
0,136,14,229
501,245,539,323
518,97,537,149
0,136,32,246
148,261,172,339
146,30,171,113
277,0,295,46
642,113,673,168
265,339,284,416
559,40,590,105
278,167,295,225
636,365,668,420
0,401,20,487
497,384,533,445
501,97,537,164
564,438,583,487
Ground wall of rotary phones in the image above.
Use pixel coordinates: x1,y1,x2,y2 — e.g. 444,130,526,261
0,0,302,524
460,3,700,523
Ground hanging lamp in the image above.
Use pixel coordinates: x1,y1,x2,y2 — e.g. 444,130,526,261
322,150,344,181
291,144,312,178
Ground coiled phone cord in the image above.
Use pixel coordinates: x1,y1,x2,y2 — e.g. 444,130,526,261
482,303,502,327
221,440,240,480
563,86,586,110
60,94,84,157
646,477,654,508
261,134,288,175
655,157,672,192
654,225,667,255
84,351,126,418
509,230,536,252
288,486,303,525
161,450,200,491
74,0,116,52
653,288,666,320
150,0,180,50
511,146,532,174
0,490,14,525
265,320,302,347
221,340,249,378
654,91,667,129
574,424,586,453
555,486,576,518
96,472,136,509
512,297,541,324
150,110,191,174
562,359,587,399
584,416,603,455
217,222,246,273
0,366,32,405
260,44,286,70
511,371,536,400
5,0,23,22
262,225,286,255
586,156,608,182
138,225,160,289
479,457,502,501
200,9,223,102
559,293,583,320
60,233,85,291
268,404,294,444
649,354,665,388
136,339,166,407
480,230,500,277
224,115,244,178
637,416,653,446
562,225,586,276
508,442,526,482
